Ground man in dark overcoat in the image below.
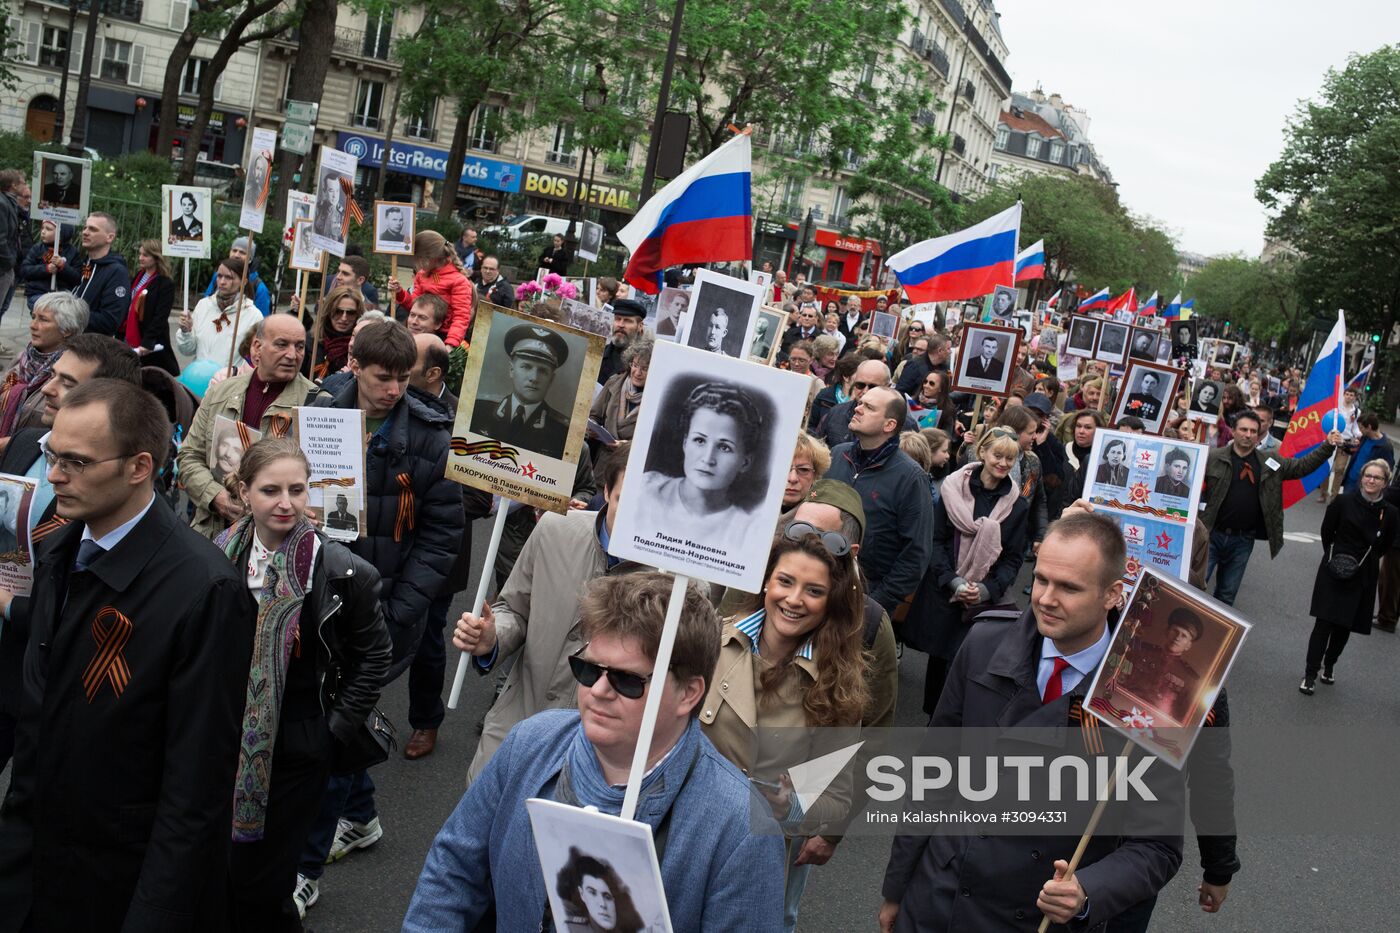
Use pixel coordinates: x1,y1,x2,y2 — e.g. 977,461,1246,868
0,378,255,932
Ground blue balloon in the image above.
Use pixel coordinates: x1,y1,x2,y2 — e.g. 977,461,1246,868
177,358,223,400
1321,409,1348,434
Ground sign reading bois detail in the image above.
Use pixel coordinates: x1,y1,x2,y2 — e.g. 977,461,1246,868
446,303,602,514
297,406,368,541
608,341,810,590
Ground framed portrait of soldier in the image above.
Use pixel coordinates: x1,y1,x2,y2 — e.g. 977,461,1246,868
676,269,763,359
985,284,1018,323
238,126,278,232
447,303,603,513
1109,360,1183,436
1127,326,1161,363
869,310,898,343
31,151,90,226
654,286,692,341
285,190,315,237
1189,379,1223,425
560,297,611,338
1085,569,1251,767
951,321,1022,397
577,220,604,263
289,220,325,273
1170,319,1197,359
1212,339,1238,369
310,146,359,258
0,473,36,596
161,185,211,259
525,799,672,933
1066,316,1099,357
1094,321,1130,366
372,201,415,256
608,340,812,590
747,307,784,364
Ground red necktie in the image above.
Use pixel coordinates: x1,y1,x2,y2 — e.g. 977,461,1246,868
1042,657,1071,704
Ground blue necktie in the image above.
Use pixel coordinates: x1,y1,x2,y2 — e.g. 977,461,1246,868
75,539,106,572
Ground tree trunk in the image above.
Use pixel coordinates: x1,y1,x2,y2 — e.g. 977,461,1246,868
436,91,485,220
373,76,405,200
54,0,79,142
272,0,337,221
155,24,204,157
67,0,103,156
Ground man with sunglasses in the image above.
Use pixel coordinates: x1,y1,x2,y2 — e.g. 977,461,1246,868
816,360,914,450
455,445,642,783
406,572,786,931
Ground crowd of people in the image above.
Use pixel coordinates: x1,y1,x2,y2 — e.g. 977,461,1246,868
0,166,1385,932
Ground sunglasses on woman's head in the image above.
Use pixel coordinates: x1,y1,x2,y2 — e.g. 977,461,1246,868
784,520,852,556
569,645,658,700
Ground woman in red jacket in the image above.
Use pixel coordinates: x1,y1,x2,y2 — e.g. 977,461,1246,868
395,230,475,348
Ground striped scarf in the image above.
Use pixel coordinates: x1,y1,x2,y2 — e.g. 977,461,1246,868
217,516,317,842
0,344,63,436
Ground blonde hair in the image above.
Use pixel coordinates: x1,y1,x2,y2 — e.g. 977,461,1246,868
899,430,933,470
138,239,172,278
977,427,1021,462
1361,458,1393,483
792,432,831,477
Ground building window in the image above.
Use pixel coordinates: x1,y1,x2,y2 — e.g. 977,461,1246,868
1026,136,1043,159
405,98,437,140
182,58,207,96
1048,140,1065,163
468,104,501,152
995,125,1009,149
39,26,68,68
353,79,385,130
602,145,631,175
547,123,577,166
833,186,852,226
780,176,804,218
100,39,133,82
362,12,392,60
988,163,999,182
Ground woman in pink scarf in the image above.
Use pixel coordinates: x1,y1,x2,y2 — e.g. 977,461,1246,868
902,427,1029,716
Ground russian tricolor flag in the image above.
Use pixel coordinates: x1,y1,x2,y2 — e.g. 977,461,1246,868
1281,312,1346,509
888,203,1021,303
617,133,752,294
1162,293,1183,320
1078,287,1110,313
1014,239,1045,281
1138,291,1159,315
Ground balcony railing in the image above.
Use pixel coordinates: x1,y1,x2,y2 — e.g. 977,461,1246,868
910,29,925,53
940,0,967,28
928,44,950,78
351,114,383,131
952,134,966,156
962,79,975,102
545,150,578,167
50,0,143,22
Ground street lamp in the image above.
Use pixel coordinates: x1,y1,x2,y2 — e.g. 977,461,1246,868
567,63,607,252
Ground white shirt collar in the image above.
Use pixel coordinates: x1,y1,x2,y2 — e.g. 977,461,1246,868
80,492,156,552
1041,622,1113,679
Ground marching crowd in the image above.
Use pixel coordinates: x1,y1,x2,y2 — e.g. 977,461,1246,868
0,167,1386,932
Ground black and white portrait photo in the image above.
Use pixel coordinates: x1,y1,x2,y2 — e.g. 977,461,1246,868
951,322,1022,397
747,308,783,363
170,190,203,240
577,220,604,263
238,127,278,233
1154,447,1194,498
1111,361,1182,435
525,800,671,933
324,491,362,533
655,287,691,340
373,201,415,256
470,322,585,461
609,341,811,589
31,152,90,224
1094,321,1130,366
1128,327,1161,362
1066,316,1099,356
677,269,762,359
870,310,898,343
1212,340,1237,368
1171,320,1198,359
1095,437,1130,487
310,145,358,258
162,185,212,259
290,220,324,273
988,284,1017,322
1190,379,1223,424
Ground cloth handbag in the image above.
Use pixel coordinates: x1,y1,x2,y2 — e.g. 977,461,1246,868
332,706,398,775
1325,545,1370,580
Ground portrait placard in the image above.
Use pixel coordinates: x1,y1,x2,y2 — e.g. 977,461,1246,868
289,220,325,273
1084,569,1250,767
560,296,611,338
209,416,263,488
446,303,603,514
1169,319,1198,360
1211,340,1238,369
31,152,90,226
749,268,772,292
747,307,784,364
525,799,673,933
1082,428,1206,585
285,190,316,238
950,321,1023,398
654,287,692,342
1094,321,1130,366
870,310,898,342
161,185,211,258
0,474,37,597
1109,360,1184,435
675,269,763,359
296,406,369,541
238,127,278,232
372,200,415,256
608,340,811,590
1065,316,1099,357
310,146,359,258
577,220,604,263
1188,379,1223,425
986,284,1017,322
1127,326,1161,363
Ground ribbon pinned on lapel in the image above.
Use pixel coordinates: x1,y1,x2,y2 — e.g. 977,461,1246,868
83,607,133,702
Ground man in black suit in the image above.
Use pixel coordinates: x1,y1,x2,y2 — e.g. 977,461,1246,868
964,335,1005,382
41,161,78,209
326,494,358,531
472,324,572,459
881,512,1182,932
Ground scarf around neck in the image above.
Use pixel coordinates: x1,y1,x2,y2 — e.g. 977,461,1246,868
940,463,1017,584
217,516,318,842
0,344,63,436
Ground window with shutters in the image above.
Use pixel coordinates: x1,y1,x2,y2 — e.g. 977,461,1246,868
1048,140,1065,163
39,25,68,68
182,58,206,95
101,38,131,82
352,79,385,129
362,11,392,60
468,104,501,152
995,124,1009,149
547,123,577,166
1026,135,1043,159
169,0,190,31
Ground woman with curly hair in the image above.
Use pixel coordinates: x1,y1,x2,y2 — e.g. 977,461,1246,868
555,847,648,932
702,526,870,932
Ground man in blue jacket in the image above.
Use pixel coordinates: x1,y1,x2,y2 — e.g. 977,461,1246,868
404,572,786,932
70,213,129,336
1341,410,1393,492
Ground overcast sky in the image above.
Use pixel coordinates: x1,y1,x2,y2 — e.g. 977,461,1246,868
993,0,1400,258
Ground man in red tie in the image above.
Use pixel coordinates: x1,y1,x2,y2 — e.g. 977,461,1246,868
880,512,1183,932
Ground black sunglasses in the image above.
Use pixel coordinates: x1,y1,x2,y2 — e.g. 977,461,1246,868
784,520,852,557
569,645,659,700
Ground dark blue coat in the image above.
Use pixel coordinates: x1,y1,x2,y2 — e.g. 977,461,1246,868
70,252,130,336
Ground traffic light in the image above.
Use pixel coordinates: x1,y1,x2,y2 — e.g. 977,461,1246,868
1372,332,1383,344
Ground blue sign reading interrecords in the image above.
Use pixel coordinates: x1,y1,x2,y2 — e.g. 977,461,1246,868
337,132,522,193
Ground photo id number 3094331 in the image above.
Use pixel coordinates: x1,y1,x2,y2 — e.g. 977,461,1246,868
1001,811,1067,824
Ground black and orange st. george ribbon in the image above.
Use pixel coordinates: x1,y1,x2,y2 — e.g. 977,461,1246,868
449,437,520,467
82,607,133,702
339,177,364,238
267,413,292,438
310,476,356,489
394,472,414,542
235,421,258,450
31,516,70,544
